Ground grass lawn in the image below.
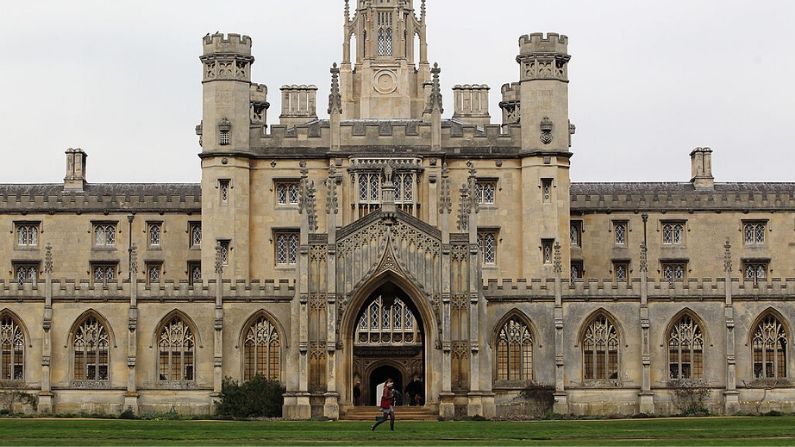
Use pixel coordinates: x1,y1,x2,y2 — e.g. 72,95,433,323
1,416,795,446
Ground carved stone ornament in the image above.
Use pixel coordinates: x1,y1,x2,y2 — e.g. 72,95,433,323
218,118,232,132
540,116,554,145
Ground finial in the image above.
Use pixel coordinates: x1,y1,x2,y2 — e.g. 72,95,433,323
326,162,339,215
421,0,426,22
724,239,732,273
328,63,342,115
425,62,443,114
344,0,350,23
44,243,53,274
438,162,452,215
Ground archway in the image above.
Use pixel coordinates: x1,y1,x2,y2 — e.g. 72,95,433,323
350,281,425,407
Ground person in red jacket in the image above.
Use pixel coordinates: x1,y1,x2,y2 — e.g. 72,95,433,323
371,378,396,431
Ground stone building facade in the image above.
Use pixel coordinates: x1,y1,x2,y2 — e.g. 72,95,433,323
2,1,795,419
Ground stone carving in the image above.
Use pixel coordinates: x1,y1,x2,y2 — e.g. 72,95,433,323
328,63,342,115
425,63,443,113
540,116,554,144
214,242,224,275
325,164,338,215
438,162,452,215
640,242,648,273
299,161,318,232
724,239,732,273
130,244,138,275
44,243,53,274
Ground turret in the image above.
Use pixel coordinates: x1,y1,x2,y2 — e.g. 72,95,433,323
515,33,573,279
199,33,255,152
198,33,257,281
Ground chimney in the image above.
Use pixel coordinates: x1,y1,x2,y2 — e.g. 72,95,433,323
64,148,87,192
690,147,714,190
279,85,318,126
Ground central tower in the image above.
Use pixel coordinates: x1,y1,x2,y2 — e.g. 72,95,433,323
340,0,430,119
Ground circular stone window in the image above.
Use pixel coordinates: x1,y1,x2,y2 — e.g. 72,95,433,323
373,70,398,94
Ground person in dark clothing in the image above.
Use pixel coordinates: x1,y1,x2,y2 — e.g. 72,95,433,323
353,381,361,406
405,376,423,406
371,378,396,431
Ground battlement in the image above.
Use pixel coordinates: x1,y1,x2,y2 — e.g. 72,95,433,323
202,32,252,56
519,32,568,55
483,277,795,301
0,278,295,301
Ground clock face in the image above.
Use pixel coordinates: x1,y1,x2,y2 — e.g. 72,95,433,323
373,70,398,94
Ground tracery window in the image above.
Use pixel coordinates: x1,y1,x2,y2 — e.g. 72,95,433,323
743,221,766,245
752,314,787,379
0,314,24,381
496,317,533,382
476,180,497,205
148,222,162,248
668,314,704,379
582,314,619,381
542,239,554,264
92,263,116,285
377,11,393,56
355,296,420,346
477,230,497,265
218,240,230,266
189,222,202,248
219,179,230,203
276,181,300,205
13,263,38,286
243,315,281,382
93,223,116,248
15,222,39,248
393,172,416,214
613,261,629,283
157,316,195,382
188,262,201,286
358,172,381,216
662,262,687,282
275,232,299,265
147,262,162,284
744,261,768,282
613,221,627,246
662,222,684,245
73,316,109,382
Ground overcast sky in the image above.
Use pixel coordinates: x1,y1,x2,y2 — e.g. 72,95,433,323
1,0,793,184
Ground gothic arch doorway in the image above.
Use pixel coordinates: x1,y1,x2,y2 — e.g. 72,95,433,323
350,282,426,407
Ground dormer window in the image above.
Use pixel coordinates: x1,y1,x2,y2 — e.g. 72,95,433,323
218,118,231,146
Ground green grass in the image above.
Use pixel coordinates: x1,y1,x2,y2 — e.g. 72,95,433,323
1,416,795,445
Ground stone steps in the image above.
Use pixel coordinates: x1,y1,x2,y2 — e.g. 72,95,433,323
340,406,438,421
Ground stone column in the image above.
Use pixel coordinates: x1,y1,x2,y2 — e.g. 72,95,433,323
437,163,454,419
723,240,740,414
38,244,54,414
124,245,140,414
638,242,655,414
324,164,340,419
211,243,225,409
552,242,568,414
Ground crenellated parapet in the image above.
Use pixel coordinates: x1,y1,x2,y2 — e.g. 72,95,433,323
517,33,570,82
0,183,201,214
483,277,795,301
200,33,254,82
571,182,795,212
0,278,295,301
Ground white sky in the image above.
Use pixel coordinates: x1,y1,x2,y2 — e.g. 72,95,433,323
1,0,793,184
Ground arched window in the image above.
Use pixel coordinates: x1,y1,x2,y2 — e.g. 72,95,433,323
0,314,24,380
157,316,195,382
752,314,788,379
668,314,704,379
582,313,620,381
243,315,281,382
496,316,533,382
73,316,109,382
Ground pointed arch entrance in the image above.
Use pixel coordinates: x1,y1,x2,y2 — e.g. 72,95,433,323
352,283,424,406
340,270,437,409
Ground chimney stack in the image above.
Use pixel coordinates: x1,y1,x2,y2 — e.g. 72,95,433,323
690,147,714,190
64,148,87,192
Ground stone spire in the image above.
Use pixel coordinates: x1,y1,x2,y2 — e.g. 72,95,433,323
328,63,342,115
425,63,443,114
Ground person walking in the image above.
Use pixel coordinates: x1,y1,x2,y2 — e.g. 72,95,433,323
371,378,396,431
